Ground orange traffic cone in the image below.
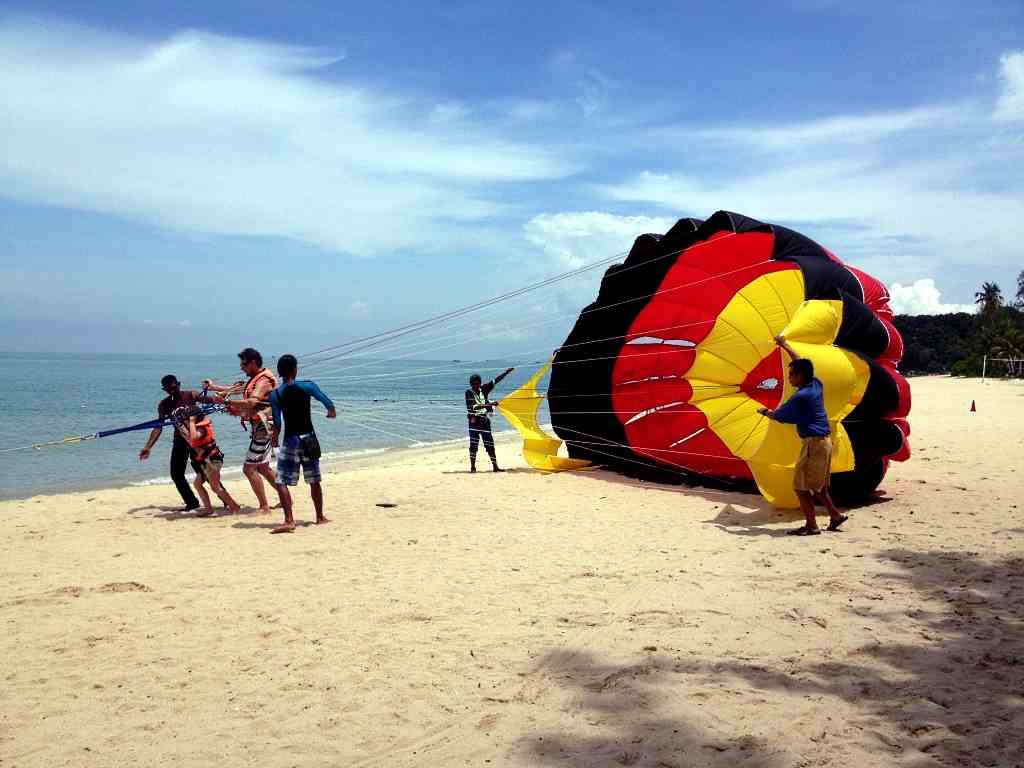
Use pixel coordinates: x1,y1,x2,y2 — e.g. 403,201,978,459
970,400,976,412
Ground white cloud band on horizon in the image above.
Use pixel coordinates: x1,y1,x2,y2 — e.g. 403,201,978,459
888,279,976,315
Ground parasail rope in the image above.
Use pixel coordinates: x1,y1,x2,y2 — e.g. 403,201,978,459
551,423,752,489
340,401,748,489
299,248,632,370
313,334,768,386
299,233,744,371
204,233,753,385
303,262,771,385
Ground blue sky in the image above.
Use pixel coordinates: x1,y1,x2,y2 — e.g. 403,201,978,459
1,1,1022,356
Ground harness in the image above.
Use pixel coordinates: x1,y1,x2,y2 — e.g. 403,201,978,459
470,389,491,420
170,406,218,460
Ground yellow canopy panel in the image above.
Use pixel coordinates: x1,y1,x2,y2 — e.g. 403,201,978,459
496,361,592,473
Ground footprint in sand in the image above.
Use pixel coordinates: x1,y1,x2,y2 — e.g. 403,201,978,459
477,712,502,732
96,582,151,593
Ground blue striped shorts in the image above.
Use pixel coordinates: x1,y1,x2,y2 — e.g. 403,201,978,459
275,435,322,486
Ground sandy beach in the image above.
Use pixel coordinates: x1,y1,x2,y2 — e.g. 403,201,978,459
2,376,1022,767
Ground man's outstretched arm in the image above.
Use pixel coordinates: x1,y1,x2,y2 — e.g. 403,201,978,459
298,381,337,418
775,335,799,361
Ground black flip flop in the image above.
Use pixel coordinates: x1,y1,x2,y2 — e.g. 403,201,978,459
827,514,849,532
788,526,822,536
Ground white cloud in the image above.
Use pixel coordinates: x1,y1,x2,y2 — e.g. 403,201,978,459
684,105,964,150
600,61,1024,286
177,319,193,327
0,18,576,257
518,212,681,331
995,50,1024,122
348,300,370,317
523,211,675,269
501,100,562,123
547,48,614,118
888,279,976,315
428,102,472,125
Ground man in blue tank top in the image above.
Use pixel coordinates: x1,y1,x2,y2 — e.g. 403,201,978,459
268,354,336,534
759,336,847,536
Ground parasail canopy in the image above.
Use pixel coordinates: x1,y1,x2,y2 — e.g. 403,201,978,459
517,211,911,508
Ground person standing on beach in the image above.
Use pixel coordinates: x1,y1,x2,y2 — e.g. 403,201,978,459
759,335,848,536
138,374,205,511
203,348,278,514
465,368,514,473
267,354,336,534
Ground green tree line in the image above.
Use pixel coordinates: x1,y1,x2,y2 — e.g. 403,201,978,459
892,271,1024,376
897,272,1024,376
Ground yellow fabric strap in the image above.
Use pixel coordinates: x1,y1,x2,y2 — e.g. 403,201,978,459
496,360,592,473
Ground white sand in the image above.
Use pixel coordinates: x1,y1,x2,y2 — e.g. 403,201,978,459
2,376,1022,767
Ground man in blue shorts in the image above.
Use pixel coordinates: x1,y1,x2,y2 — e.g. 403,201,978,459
759,335,847,536
268,354,336,534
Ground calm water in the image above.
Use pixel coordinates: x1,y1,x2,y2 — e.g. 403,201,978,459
0,352,545,500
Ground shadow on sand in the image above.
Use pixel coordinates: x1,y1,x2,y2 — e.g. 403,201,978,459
128,503,279,521
514,549,1023,766
513,647,789,767
231,519,317,530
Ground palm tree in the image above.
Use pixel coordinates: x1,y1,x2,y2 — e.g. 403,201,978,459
991,323,1024,377
975,282,1004,319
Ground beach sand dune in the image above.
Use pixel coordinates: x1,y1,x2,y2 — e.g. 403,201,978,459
2,377,1022,767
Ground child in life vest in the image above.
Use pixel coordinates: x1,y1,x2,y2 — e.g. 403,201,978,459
173,407,241,517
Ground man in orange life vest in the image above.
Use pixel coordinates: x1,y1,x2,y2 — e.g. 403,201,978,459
203,348,278,513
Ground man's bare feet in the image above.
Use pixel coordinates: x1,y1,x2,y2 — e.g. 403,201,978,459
195,509,216,518
258,507,272,515
271,523,296,534
315,516,331,525
227,504,242,514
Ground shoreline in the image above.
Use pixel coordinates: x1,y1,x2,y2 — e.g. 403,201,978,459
4,374,1017,503
0,427,524,504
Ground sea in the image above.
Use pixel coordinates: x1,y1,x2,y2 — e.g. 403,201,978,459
0,352,546,500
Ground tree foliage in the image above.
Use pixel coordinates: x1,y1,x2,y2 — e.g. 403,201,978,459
894,281,1024,376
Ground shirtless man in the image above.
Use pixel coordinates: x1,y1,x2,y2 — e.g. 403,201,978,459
203,348,278,513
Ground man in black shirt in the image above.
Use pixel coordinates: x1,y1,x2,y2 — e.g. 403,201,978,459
138,374,204,510
465,367,513,473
